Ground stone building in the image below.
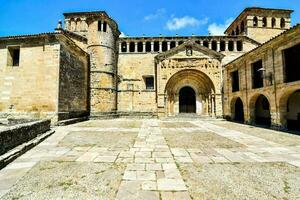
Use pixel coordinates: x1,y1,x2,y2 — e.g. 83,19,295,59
0,7,297,127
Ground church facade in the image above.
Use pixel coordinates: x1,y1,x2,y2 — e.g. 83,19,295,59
0,7,298,129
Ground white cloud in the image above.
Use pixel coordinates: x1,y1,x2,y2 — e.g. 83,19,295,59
166,16,208,31
208,18,234,35
120,32,127,37
144,8,166,21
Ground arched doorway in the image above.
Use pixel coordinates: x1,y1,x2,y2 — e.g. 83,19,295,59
255,95,271,126
179,86,196,113
234,98,244,122
286,90,300,130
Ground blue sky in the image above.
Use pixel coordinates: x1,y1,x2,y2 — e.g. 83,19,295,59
0,0,299,37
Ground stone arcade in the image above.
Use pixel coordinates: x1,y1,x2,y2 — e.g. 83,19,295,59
0,7,299,130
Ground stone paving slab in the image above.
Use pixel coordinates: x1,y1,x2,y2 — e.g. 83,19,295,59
0,118,300,199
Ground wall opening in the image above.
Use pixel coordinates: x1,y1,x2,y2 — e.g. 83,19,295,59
262,17,267,27
145,77,154,90
252,60,264,89
8,47,20,67
220,41,225,51
237,41,243,51
212,41,217,51
241,21,245,33
170,41,176,49
137,42,143,52
179,86,196,113
231,70,239,92
145,42,151,52
203,41,209,48
154,41,160,52
253,16,258,27
162,41,168,52
98,20,102,31
103,21,107,32
178,41,184,45
234,98,244,122
286,90,300,130
121,42,127,53
236,27,240,35
255,95,271,126
280,18,285,28
228,41,234,51
283,43,300,83
129,42,135,52
272,18,276,28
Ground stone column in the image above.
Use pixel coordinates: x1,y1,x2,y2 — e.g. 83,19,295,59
217,41,220,52
167,41,171,51
143,42,146,53
135,42,138,53
126,43,129,53
208,41,211,49
151,42,154,52
159,41,163,52
233,41,236,52
225,41,229,51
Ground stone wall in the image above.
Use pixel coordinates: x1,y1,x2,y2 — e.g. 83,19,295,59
58,40,90,121
223,25,300,129
0,119,50,155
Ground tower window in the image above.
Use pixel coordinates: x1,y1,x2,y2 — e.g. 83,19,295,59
98,20,102,31
262,17,267,27
253,17,258,27
272,18,276,28
228,41,234,51
103,21,107,32
237,41,243,51
252,60,264,89
280,18,286,28
220,41,226,51
145,77,154,90
8,47,20,67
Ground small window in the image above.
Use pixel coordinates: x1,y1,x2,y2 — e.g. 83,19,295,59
154,41,159,52
262,17,267,27
145,42,151,52
284,43,300,83
220,41,226,51
162,41,168,52
129,42,135,52
252,60,264,89
103,21,107,32
121,42,127,53
212,41,217,51
272,18,276,28
228,41,234,51
237,41,243,51
231,70,239,92
253,16,258,27
170,41,176,49
98,20,102,31
145,77,154,90
241,21,245,33
137,42,143,52
8,47,20,67
280,18,285,29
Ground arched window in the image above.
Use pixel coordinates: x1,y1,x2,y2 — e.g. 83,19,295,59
170,41,176,49
280,18,285,28
137,42,143,52
103,21,107,32
237,41,243,51
228,41,234,51
145,41,151,52
220,41,226,51
121,42,127,53
212,41,217,51
129,42,135,52
236,27,240,35
162,41,168,52
262,17,267,27
240,21,245,33
154,41,159,52
272,18,276,28
253,16,258,27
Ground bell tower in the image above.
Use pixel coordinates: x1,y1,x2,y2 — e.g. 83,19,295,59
64,11,120,116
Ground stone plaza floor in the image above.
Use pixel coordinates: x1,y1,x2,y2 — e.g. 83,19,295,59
0,118,300,199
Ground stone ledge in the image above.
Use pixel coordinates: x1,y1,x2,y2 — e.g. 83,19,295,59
56,116,89,126
0,129,55,170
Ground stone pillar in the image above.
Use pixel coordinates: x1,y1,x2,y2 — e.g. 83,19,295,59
167,41,171,51
208,41,211,49
200,40,203,46
135,42,138,53
216,41,220,52
225,41,229,51
233,41,236,52
143,42,146,53
151,42,154,52
159,41,163,52
126,43,129,53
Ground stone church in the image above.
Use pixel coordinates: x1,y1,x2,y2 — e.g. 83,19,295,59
0,7,299,130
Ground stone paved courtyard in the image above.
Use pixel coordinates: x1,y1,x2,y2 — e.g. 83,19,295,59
0,118,300,200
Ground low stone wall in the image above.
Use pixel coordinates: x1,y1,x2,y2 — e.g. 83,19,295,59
0,120,51,155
